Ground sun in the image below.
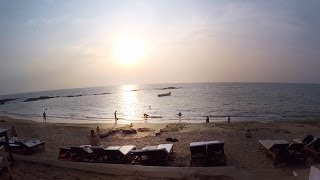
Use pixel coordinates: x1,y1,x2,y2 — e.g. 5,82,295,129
113,37,145,65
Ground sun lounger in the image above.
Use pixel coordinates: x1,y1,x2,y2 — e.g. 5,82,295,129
293,135,315,145
190,141,226,166
259,140,289,164
190,141,207,166
14,140,45,154
303,138,320,165
258,140,308,165
145,144,173,161
207,141,226,164
105,145,136,162
90,146,107,161
131,144,173,165
70,145,95,161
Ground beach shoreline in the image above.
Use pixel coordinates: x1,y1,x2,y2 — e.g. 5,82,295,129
3,112,319,125
1,115,320,179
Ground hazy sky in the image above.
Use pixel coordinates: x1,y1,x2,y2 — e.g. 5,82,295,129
1,0,320,95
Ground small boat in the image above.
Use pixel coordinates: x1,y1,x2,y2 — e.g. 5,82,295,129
158,91,171,97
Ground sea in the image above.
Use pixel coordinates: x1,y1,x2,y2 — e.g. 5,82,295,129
0,83,320,124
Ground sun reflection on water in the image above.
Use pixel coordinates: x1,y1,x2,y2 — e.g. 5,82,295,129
119,84,139,123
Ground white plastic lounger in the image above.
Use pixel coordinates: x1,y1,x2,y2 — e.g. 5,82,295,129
258,140,289,150
157,144,173,154
105,145,136,162
131,143,174,165
119,145,136,156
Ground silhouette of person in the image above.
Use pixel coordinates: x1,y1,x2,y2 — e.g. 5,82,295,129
245,129,252,138
89,129,100,146
206,116,209,123
96,126,100,135
227,116,231,124
43,111,47,122
178,112,182,117
10,126,18,138
114,110,118,124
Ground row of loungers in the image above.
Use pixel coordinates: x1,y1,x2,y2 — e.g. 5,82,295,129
58,144,174,165
259,135,320,165
0,137,45,154
59,141,226,166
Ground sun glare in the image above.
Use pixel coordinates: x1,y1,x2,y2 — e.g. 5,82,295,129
113,37,145,65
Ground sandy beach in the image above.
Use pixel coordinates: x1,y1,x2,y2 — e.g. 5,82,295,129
1,116,319,179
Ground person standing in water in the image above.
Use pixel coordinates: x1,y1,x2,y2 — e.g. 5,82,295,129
227,116,231,124
178,112,182,117
43,111,47,122
114,110,118,124
206,116,210,123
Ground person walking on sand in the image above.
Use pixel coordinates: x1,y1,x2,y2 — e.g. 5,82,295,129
227,116,231,124
43,111,47,122
89,130,100,146
114,110,118,124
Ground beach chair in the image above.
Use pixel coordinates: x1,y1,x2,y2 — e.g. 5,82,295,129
90,146,107,161
190,141,207,166
258,140,290,164
207,141,227,165
304,138,320,165
15,139,45,154
146,144,173,163
293,135,315,145
131,144,173,165
0,146,13,178
105,145,136,163
190,141,226,166
70,146,95,161
286,143,309,163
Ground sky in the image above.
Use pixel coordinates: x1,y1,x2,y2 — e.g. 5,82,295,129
1,0,320,95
